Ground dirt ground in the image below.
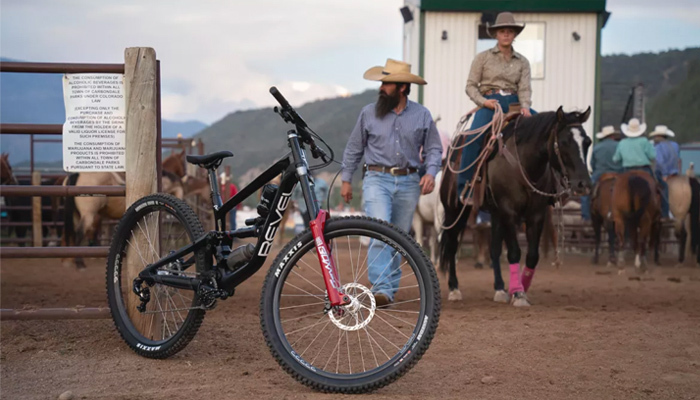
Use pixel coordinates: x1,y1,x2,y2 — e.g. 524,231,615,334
2,248,700,400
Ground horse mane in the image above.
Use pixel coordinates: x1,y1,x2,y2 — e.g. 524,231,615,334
500,111,558,144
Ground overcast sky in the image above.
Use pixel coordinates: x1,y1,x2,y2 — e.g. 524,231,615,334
1,0,698,124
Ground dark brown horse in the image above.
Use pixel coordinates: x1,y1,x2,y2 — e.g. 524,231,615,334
439,107,592,306
610,170,661,270
591,172,619,266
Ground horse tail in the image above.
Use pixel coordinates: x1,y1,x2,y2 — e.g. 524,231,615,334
627,175,652,227
63,173,79,246
689,177,700,256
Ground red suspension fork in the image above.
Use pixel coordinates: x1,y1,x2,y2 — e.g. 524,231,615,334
309,210,350,306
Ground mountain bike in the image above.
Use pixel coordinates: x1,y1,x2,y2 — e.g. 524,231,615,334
106,87,441,393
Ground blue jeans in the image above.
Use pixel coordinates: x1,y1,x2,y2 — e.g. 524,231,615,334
655,170,670,218
363,171,421,300
580,175,597,221
457,93,520,195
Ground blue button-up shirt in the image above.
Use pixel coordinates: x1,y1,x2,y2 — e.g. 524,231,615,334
341,100,443,182
654,140,680,177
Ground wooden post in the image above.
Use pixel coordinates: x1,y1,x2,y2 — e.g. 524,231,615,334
31,171,42,247
124,47,159,333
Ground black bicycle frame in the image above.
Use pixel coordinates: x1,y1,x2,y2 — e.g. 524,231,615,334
138,130,321,292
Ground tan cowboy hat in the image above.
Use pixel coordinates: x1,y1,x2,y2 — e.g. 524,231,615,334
487,12,525,38
621,118,647,138
595,125,618,140
649,125,675,138
364,59,427,85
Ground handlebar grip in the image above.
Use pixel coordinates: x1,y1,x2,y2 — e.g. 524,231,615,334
269,86,292,109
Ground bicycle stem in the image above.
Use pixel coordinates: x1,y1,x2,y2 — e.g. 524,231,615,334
309,210,350,307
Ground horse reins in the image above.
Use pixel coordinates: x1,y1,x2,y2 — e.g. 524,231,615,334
507,117,576,198
441,104,507,230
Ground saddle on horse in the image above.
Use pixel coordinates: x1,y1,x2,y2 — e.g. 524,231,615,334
446,103,523,225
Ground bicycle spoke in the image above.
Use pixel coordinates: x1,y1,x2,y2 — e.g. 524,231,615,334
297,256,325,280
283,281,326,301
376,309,418,325
371,312,410,340
281,311,326,324
290,269,327,296
279,301,326,311
347,236,356,285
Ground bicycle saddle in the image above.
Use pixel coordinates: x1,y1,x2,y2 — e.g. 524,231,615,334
186,151,233,168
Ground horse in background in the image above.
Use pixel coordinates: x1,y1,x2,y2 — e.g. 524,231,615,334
412,170,444,267
163,150,187,178
591,173,619,267
61,152,186,269
610,170,661,271
667,174,700,265
440,107,592,306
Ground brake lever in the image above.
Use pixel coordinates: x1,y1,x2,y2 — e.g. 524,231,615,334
310,144,329,162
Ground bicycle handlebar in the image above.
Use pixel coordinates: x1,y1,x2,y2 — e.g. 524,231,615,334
269,86,292,110
269,87,329,162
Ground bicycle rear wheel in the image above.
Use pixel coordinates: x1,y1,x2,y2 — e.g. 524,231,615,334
106,194,211,359
260,216,441,393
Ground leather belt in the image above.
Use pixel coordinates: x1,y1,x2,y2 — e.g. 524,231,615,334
365,165,418,176
483,89,517,96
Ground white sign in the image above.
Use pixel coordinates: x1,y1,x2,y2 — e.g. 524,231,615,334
62,74,126,172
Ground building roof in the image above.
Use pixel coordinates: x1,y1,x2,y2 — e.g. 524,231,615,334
419,0,607,13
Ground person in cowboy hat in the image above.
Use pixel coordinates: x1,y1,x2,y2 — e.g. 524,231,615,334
649,125,680,218
457,11,535,203
341,58,442,306
580,125,624,221
612,118,656,177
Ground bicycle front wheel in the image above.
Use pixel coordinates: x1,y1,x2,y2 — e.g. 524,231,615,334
260,216,441,393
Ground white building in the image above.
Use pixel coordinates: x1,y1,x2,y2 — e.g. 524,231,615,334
402,0,610,137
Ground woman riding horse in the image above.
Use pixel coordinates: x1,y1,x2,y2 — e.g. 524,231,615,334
458,12,534,204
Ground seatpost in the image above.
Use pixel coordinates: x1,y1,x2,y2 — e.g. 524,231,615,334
207,167,225,229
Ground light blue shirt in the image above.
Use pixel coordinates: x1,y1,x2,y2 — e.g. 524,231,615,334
341,100,443,182
612,137,656,168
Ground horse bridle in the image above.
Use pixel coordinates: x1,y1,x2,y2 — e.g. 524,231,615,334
508,116,577,198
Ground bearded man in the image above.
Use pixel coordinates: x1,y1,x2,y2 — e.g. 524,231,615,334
340,59,442,306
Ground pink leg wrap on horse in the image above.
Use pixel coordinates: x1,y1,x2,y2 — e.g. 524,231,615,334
508,263,524,295
521,267,536,292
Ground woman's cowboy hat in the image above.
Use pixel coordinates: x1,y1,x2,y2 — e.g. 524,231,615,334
595,125,619,139
364,59,427,85
487,12,525,38
649,125,675,138
621,118,647,137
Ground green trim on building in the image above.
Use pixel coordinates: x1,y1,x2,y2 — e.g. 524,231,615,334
420,0,606,13
418,9,426,104
593,12,603,142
